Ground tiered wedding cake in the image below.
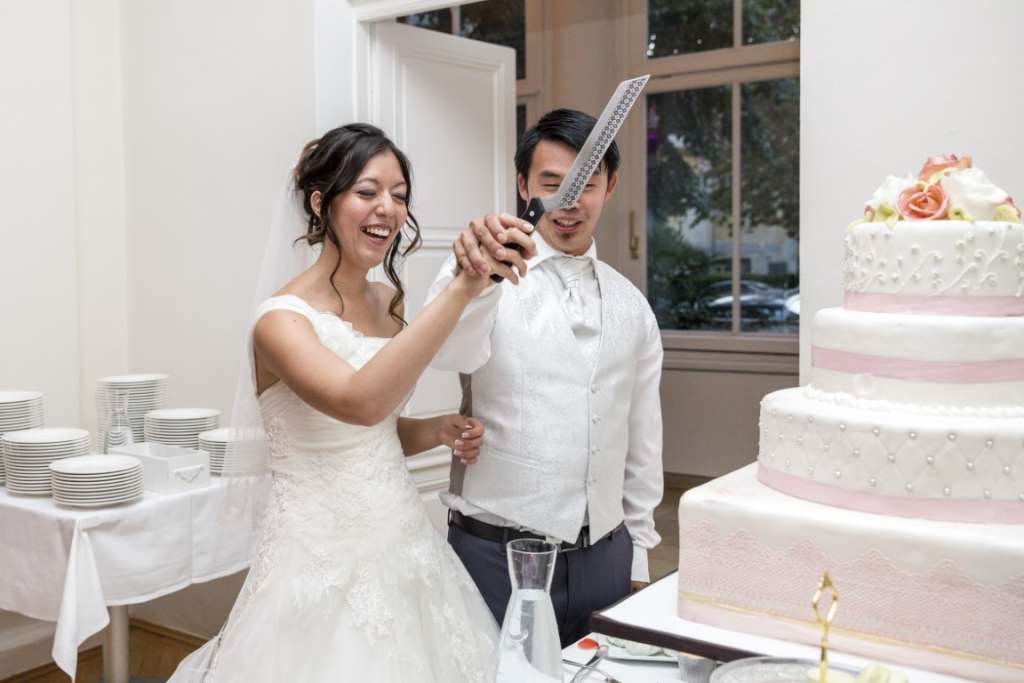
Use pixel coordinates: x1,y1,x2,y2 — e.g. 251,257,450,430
677,156,1024,683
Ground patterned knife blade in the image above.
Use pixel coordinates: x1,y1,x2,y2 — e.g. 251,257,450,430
494,74,650,282
521,74,650,225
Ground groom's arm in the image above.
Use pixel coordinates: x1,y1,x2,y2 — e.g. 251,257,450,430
424,254,504,373
425,214,535,373
622,310,665,586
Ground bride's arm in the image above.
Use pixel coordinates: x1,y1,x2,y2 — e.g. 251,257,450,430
253,270,495,427
396,415,483,461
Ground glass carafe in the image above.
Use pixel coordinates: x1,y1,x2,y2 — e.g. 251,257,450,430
103,390,135,453
496,539,562,682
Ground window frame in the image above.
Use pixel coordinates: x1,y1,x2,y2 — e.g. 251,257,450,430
623,0,800,351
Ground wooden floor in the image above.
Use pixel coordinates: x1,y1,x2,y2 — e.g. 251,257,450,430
2,621,202,683
2,477,704,682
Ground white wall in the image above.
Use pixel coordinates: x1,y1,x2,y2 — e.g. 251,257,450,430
1,0,362,671
800,0,1024,381
0,0,81,428
121,0,317,417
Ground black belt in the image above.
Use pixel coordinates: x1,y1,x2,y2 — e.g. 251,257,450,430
449,510,620,554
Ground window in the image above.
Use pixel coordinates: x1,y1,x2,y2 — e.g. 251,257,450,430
634,0,800,337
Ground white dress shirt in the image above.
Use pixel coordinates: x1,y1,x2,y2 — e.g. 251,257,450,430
426,235,664,582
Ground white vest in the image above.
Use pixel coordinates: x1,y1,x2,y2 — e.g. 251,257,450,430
449,261,655,542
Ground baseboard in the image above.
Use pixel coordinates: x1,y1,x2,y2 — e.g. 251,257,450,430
0,619,204,683
130,619,206,649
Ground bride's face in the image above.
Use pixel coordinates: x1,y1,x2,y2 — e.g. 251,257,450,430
328,150,408,268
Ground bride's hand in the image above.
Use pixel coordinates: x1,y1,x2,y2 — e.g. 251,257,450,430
436,415,484,465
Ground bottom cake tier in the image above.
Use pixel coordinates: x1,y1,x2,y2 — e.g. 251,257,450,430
677,465,1024,683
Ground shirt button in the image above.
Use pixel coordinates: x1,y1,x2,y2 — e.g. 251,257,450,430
590,446,600,455
590,385,599,394
591,414,600,424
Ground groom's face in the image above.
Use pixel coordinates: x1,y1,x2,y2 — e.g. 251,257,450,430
518,140,618,257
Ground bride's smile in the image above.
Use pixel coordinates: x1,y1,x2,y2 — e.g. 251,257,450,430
329,151,408,267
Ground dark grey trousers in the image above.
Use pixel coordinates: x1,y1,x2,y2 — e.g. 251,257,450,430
447,521,633,647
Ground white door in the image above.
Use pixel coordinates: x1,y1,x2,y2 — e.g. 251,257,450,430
369,20,516,530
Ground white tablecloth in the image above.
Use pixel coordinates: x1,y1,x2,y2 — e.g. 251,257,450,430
0,477,265,680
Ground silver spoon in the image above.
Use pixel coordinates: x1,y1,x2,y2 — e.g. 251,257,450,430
568,644,609,683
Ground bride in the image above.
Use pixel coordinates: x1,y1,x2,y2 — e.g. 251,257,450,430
170,123,534,682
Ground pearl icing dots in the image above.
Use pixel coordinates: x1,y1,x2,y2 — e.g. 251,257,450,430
943,487,952,497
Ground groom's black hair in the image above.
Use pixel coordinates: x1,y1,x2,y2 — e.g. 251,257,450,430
515,108,621,181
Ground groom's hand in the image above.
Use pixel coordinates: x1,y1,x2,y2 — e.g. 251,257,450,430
630,581,648,593
437,415,484,465
454,213,536,283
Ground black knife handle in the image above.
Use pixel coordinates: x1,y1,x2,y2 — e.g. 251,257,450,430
490,197,546,283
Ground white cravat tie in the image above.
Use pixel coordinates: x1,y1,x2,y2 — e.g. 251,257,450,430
553,256,590,327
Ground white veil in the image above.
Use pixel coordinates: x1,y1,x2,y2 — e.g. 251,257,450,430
220,170,319,478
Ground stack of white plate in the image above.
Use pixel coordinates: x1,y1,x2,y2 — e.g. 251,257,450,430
96,374,169,444
50,454,143,508
0,391,45,485
198,428,269,476
2,428,90,495
145,408,220,450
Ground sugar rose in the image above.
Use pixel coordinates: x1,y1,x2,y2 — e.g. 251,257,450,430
897,183,949,221
918,154,971,181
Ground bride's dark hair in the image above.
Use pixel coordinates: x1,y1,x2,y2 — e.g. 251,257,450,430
293,123,421,327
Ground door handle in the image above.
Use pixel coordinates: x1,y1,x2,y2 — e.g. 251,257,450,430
629,210,640,260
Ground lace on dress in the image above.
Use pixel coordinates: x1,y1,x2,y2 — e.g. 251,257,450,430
172,296,497,683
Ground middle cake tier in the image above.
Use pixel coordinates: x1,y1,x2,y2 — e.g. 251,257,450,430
810,307,1024,413
759,387,1024,522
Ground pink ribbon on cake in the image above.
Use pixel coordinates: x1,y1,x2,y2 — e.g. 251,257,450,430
845,292,1024,316
812,346,1024,383
757,464,1024,523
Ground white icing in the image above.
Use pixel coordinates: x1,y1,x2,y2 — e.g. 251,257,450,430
814,307,1024,362
844,221,1024,298
864,174,916,213
811,368,1024,410
677,466,1024,681
759,388,1024,502
810,307,1024,408
940,168,1011,220
802,385,1024,419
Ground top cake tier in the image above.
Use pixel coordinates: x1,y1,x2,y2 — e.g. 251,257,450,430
844,155,1023,315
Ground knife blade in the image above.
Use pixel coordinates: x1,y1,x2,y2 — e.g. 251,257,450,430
492,74,650,282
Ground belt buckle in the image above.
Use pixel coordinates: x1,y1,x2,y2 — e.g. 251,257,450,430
557,528,589,554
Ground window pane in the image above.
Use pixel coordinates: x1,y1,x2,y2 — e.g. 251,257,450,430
646,86,733,331
459,0,525,80
397,9,452,33
647,0,732,59
739,78,799,334
742,0,800,45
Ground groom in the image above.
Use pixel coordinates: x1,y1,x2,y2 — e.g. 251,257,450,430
426,108,664,646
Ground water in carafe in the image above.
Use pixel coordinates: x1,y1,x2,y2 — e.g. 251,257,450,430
495,539,562,682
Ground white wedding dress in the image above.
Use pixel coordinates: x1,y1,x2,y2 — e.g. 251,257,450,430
170,295,498,682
